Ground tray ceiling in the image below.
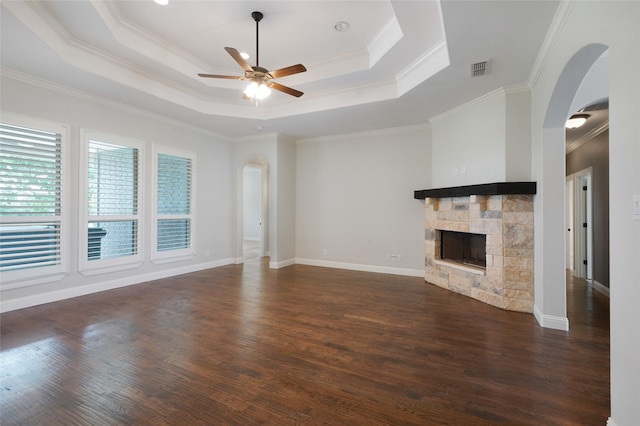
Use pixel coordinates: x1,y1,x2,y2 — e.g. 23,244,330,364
1,1,560,139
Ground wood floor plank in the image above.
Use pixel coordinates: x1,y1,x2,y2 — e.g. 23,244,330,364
1,260,610,425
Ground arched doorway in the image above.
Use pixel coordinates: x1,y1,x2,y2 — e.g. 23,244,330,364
535,43,609,331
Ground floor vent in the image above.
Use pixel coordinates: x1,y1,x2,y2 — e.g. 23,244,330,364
471,61,489,77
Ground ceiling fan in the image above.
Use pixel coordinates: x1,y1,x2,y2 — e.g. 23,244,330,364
198,11,307,100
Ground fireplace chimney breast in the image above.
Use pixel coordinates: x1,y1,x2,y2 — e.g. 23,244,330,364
419,185,535,313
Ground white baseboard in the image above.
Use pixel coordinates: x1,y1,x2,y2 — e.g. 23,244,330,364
0,258,234,313
295,258,424,277
607,418,617,426
269,258,296,269
533,304,570,331
593,280,610,298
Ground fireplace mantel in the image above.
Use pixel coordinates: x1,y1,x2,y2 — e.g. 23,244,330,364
414,182,536,200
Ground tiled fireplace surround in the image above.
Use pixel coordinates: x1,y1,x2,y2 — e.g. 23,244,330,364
416,183,536,313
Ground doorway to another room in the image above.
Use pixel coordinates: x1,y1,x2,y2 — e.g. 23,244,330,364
565,97,610,297
243,164,267,261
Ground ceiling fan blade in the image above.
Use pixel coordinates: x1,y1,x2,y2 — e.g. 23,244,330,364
269,64,307,79
225,47,253,72
269,81,304,98
198,73,243,80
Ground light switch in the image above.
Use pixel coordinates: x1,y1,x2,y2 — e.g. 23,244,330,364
634,195,640,221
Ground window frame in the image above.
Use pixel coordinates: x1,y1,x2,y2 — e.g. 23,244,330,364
78,129,144,275
0,113,69,288
151,144,196,264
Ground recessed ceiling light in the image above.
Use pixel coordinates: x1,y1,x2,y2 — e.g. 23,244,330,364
240,52,250,60
153,0,169,5
334,21,350,32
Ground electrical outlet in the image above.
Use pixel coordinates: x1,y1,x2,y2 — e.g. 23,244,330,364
461,165,466,174
634,195,640,221
323,249,328,255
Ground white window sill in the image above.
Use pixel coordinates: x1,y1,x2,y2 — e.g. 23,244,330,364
0,271,67,290
79,262,143,277
151,254,196,265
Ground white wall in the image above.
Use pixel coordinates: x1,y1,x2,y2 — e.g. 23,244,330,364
529,1,640,424
295,125,431,275
431,90,506,187
0,75,234,312
274,135,297,267
505,88,532,181
431,86,532,188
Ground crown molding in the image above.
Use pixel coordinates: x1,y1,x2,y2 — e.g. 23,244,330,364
427,83,532,124
396,39,449,97
92,1,219,80
504,83,532,95
528,0,576,88
565,120,609,154
368,15,403,67
429,86,506,123
296,122,431,145
0,68,229,140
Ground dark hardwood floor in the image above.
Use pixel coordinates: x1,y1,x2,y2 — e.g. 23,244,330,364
1,260,610,425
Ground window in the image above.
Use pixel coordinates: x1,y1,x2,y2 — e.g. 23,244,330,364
0,117,67,283
79,131,143,273
152,147,194,262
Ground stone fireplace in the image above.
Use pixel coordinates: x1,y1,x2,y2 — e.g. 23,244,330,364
414,183,536,313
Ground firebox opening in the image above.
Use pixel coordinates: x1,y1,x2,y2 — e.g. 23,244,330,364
439,230,486,268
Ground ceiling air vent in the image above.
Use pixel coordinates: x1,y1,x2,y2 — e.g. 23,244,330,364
471,61,489,77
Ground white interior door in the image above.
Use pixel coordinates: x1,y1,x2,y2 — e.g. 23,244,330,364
573,168,593,280
565,176,574,271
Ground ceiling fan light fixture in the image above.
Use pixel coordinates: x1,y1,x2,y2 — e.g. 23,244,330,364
244,80,271,100
566,113,589,129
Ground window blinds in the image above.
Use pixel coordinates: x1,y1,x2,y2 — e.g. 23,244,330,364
0,123,62,272
87,140,139,260
157,153,192,252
